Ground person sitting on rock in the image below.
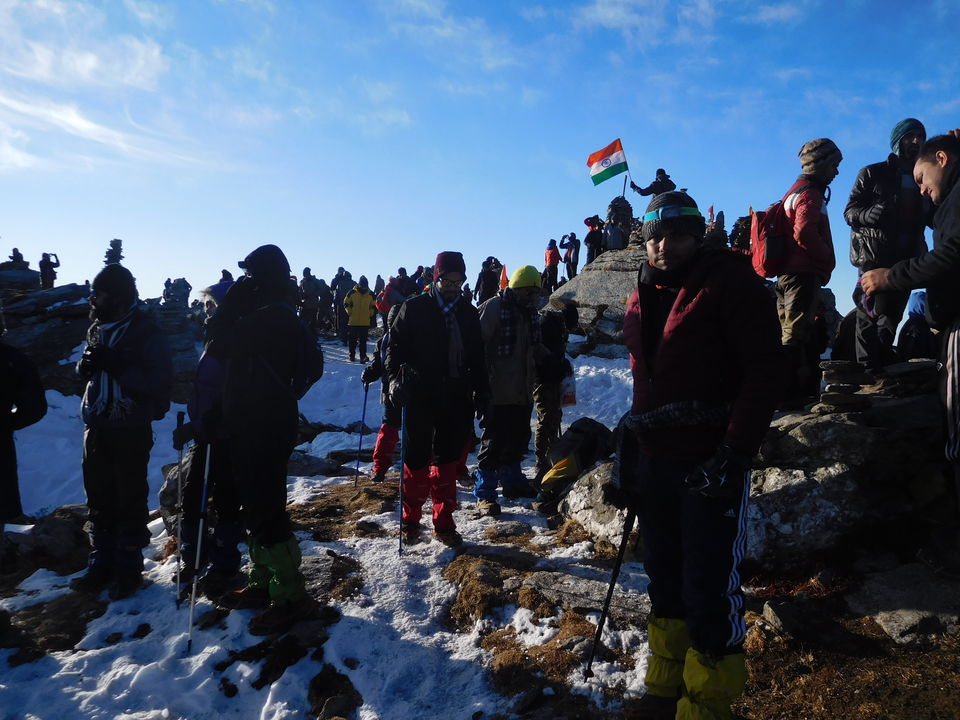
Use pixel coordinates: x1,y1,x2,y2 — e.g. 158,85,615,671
621,190,783,720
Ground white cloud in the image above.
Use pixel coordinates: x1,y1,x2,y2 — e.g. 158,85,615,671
519,5,548,21
574,0,670,47
931,97,960,116
746,3,802,24
359,79,399,105
0,121,46,172
379,0,518,71
520,86,545,108
122,0,172,28
356,108,412,136
222,105,284,129
773,67,812,82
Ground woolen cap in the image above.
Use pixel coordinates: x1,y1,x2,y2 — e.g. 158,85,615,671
434,251,466,277
92,263,138,305
238,244,290,282
798,138,842,177
641,191,705,241
890,118,925,154
509,265,541,289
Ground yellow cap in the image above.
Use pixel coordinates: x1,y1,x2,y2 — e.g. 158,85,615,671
509,265,541,289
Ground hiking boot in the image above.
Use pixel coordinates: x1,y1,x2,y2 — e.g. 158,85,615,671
370,469,387,483
349,354,356,362
109,572,143,600
502,482,538,499
217,585,271,610
360,355,369,363
197,569,245,600
248,595,317,636
476,499,501,517
70,568,112,593
432,529,463,548
627,693,678,720
401,524,422,546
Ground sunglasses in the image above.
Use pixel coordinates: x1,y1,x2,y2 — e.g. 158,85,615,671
435,277,465,289
642,205,702,222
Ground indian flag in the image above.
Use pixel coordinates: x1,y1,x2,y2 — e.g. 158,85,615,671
586,138,628,186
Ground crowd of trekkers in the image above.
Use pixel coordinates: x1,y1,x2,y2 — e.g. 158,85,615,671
4,120,960,719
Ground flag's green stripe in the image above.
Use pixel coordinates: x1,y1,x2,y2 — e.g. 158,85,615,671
590,161,628,185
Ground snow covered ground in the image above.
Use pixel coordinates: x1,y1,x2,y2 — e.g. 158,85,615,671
2,338,645,719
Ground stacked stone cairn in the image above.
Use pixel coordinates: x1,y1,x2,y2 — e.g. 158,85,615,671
813,360,874,414
866,359,940,397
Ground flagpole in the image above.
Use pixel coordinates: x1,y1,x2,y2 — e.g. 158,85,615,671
622,174,628,198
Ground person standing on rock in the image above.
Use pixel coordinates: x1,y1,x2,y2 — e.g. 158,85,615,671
473,265,543,516
621,190,783,720
0,309,47,574
776,137,842,406
72,264,173,599
846,118,930,370
209,244,317,634
543,240,561,292
38,253,60,290
385,251,487,547
583,216,604,266
630,168,676,197
862,132,960,576
560,232,581,279
474,257,501,305
299,267,323,332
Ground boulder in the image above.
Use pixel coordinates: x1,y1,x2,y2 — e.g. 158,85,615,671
557,462,628,548
548,247,645,343
845,563,960,646
520,571,649,626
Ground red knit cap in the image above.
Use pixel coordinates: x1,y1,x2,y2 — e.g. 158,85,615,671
434,251,466,277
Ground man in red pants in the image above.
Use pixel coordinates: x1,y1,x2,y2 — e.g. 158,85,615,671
385,251,487,547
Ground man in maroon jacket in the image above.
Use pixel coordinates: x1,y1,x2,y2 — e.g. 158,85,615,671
777,138,842,404
621,191,783,720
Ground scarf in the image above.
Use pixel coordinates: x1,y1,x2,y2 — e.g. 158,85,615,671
497,289,542,358
88,305,136,421
435,290,464,378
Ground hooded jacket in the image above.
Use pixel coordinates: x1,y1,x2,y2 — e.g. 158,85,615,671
623,249,784,459
845,154,928,270
479,291,539,406
344,285,376,326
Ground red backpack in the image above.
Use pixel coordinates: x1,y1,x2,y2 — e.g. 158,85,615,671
749,184,809,278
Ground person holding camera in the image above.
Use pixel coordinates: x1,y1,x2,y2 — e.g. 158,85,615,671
39,252,60,290
72,264,173,599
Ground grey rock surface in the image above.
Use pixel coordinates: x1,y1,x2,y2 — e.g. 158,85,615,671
521,571,649,626
846,563,960,646
558,462,628,548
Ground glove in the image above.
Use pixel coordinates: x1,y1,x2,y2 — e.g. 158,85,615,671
77,345,119,378
861,203,886,226
360,364,379,385
629,181,640,192
172,421,195,451
389,364,419,408
684,444,753,499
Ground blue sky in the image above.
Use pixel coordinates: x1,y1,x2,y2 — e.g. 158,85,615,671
1,0,958,315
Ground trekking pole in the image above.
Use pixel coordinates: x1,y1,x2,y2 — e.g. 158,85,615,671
186,443,213,654
398,406,407,556
583,509,636,679
174,411,185,609
354,382,370,488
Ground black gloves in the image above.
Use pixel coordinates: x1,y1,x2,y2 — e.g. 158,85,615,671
77,345,120,379
361,364,380,385
389,364,419,408
861,203,887,227
629,181,640,192
172,421,196,451
684,444,753,499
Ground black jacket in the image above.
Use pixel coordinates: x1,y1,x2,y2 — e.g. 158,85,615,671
845,154,928,269
385,291,487,404
888,164,960,329
221,302,301,435
474,268,500,305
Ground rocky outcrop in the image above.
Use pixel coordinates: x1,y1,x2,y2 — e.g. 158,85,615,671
557,462,628,548
547,247,645,343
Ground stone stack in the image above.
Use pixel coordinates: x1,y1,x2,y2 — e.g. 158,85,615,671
813,360,873,414
867,359,940,397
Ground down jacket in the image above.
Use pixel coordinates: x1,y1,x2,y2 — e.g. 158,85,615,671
623,249,784,460
845,154,928,270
